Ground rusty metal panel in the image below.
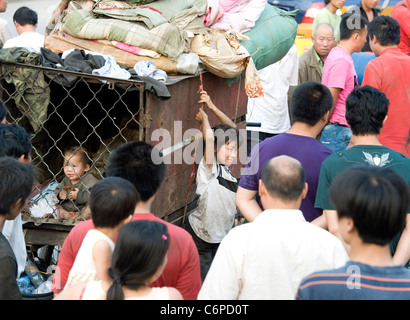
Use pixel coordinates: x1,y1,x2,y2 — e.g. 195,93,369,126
145,72,248,220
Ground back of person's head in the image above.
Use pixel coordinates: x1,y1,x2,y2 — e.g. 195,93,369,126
0,101,8,124
13,6,38,26
107,220,170,300
105,141,166,202
330,165,410,246
63,145,92,167
261,155,306,202
89,176,139,229
0,123,32,160
0,157,35,216
340,12,368,40
345,85,389,136
291,82,333,126
367,15,401,46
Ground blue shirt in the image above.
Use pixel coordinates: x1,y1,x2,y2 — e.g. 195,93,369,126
297,261,410,300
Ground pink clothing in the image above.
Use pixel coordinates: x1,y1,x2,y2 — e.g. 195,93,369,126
321,47,358,127
390,0,410,55
52,213,201,300
210,0,267,33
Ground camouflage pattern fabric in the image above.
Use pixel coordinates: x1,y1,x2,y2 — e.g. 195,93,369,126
0,47,50,131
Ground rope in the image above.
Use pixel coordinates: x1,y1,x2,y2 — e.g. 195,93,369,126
116,4,205,222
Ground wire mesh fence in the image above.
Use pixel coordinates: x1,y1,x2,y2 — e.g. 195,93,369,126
0,61,145,225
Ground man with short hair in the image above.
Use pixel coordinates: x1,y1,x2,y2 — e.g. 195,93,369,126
320,12,368,153
199,155,348,300
362,15,410,157
237,81,333,226
299,23,335,84
0,157,35,300
0,123,32,279
298,165,410,300
315,85,410,267
3,6,44,53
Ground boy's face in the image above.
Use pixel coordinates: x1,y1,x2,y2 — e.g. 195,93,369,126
63,153,90,184
216,140,238,166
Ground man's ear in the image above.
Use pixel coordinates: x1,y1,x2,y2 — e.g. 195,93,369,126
7,198,24,219
301,182,308,200
258,179,266,198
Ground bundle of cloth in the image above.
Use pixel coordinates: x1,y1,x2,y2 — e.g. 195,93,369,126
44,0,295,98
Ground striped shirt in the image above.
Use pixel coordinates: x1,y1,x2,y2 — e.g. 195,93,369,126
297,261,410,300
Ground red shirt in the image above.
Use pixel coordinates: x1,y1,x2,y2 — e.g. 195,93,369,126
362,47,410,156
391,0,410,55
52,214,202,300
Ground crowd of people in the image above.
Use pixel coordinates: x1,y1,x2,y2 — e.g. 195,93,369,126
0,0,409,301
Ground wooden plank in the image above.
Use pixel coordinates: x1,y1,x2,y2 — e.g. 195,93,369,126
24,228,69,247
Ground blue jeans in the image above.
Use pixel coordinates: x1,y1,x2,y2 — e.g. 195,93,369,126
320,123,352,153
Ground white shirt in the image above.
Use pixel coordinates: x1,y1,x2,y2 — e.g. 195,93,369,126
0,18,12,48
65,229,115,289
3,31,45,53
3,214,26,278
198,209,348,300
246,44,299,134
188,157,238,243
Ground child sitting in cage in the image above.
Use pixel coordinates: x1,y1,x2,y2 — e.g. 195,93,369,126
54,145,99,220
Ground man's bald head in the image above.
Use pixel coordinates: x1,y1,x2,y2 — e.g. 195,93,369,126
261,156,306,202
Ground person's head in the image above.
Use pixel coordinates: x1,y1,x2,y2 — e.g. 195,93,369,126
0,0,7,13
361,0,380,10
291,81,333,127
89,176,138,229
105,141,166,202
324,0,345,10
62,146,92,183
106,220,170,300
345,85,389,136
312,23,335,59
259,155,307,208
340,12,368,51
0,101,8,124
13,6,37,27
212,124,241,166
368,16,400,55
0,157,35,220
330,165,409,246
0,123,32,162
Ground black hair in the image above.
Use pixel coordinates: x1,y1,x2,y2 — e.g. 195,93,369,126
345,85,389,135
291,81,333,126
107,220,170,300
13,6,38,26
0,101,8,123
105,141,166,202
340,12,368,40
367,15,401,46
330,165,409,246
211,123,241,152
261,156,305,202
0,123,32,160
0,157,35,216
89,176,138,228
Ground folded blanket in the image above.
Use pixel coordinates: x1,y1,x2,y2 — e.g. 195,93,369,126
62,9,185,59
